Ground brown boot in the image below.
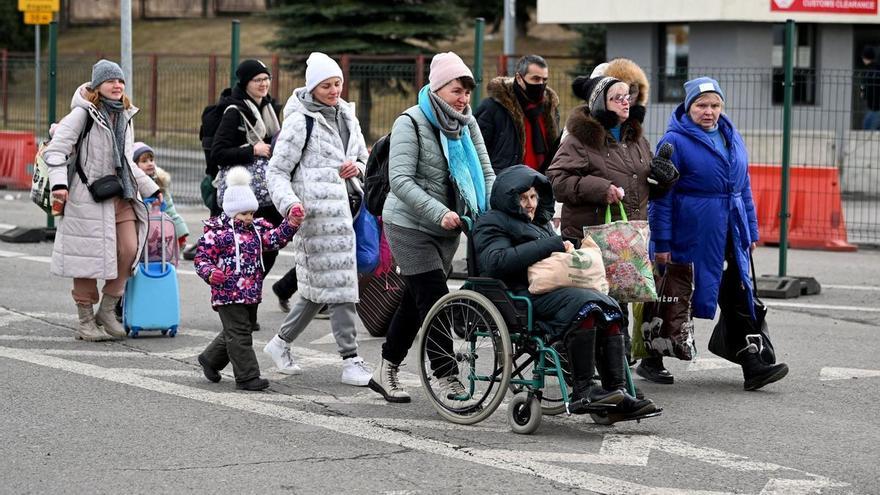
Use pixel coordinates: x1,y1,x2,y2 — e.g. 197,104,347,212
95,294,126,340
75,304,114,342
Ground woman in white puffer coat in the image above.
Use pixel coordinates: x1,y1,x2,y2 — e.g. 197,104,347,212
44,60,160,342
264,52,373,387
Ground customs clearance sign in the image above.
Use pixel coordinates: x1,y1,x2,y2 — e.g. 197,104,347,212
771,0,878,14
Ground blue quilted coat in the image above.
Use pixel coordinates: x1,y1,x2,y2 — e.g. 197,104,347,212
649,105,759,319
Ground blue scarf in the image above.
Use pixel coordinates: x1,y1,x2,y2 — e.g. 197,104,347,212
417,85,487,215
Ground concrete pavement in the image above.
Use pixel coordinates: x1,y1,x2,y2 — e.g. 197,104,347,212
0,194,878,494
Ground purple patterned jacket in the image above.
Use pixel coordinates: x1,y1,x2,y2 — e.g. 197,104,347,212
194,214,297,307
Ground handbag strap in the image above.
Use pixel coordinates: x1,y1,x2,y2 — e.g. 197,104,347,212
749,252,759,297
604,201,628,224
72,116,95,187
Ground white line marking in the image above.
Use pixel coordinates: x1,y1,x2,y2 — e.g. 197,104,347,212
686,358,740,372
116,368,199,377
823,284,880,292
0,223,16,230
763,301,880,313
819,367,880,381
42,349,152,358
310,331,383,345
0,335,73,342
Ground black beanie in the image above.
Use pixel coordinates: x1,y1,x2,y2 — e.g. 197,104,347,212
236,59,271,90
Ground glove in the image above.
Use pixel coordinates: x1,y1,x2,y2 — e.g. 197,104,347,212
209,270,227,285
649,143,679,187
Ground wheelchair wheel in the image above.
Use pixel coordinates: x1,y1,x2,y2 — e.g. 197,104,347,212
417,290,512,425
510,350,571,416
508,393,541,435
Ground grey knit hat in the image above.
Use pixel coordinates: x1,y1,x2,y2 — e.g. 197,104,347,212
90,59,125,89
586,76,621,117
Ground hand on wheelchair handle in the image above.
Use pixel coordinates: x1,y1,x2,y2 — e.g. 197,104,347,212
440,211,461,230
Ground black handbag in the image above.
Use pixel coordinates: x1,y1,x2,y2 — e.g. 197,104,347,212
708,254,776,365
74,147,123,202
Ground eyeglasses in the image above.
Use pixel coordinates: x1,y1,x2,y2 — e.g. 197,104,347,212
608,94,634,105
251,76,272,84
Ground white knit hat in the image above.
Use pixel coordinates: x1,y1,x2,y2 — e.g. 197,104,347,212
222,167,258,217
305,52,344,93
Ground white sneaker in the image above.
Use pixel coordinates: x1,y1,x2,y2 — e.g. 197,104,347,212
341,356,372,386
262,335,302,375
439,375,471,401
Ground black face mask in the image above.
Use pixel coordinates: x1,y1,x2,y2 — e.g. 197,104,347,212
519,77,546,102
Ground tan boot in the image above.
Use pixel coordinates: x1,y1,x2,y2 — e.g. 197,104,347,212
75,304,114,342
95,294,126,340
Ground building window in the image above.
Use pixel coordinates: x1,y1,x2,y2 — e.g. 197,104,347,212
772,24,817,105
658,24,689,103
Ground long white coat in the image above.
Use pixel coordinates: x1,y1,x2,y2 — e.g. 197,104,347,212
267,89,368,304
44,83,159,280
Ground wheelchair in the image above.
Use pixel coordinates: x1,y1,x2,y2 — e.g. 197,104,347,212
415,219,652,434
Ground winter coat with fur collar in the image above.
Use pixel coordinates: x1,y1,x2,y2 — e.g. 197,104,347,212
475,77,560,174
546,105,652,239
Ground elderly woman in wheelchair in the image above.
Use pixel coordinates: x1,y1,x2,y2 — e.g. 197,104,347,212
413,165,660,433
476,166,660,422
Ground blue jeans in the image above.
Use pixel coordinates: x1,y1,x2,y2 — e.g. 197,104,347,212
863,110,880,130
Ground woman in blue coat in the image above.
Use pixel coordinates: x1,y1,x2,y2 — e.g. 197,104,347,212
647,77,788,391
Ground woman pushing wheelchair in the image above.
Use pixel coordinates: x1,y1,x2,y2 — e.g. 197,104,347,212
473,165,661,423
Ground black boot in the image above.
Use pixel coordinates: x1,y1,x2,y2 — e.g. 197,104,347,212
739,343,789,391
636,356,674,384
565,327,624,414
599,333,661,421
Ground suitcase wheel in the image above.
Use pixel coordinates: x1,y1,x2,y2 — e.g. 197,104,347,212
161,330,168,336
168,326,178,338
130,327,141,338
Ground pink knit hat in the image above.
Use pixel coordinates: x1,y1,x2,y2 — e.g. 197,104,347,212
429,52,473,92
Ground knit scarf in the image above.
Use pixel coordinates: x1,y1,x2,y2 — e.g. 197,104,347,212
513,82,547,155
241,98,280,146
418,84,487,216
297,89,350,152
98,96,135,200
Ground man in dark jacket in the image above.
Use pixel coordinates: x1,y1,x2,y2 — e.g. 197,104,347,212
475,55,561,174
472,165,660,422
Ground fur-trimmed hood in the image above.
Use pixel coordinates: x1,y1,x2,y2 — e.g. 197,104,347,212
601,58,650,106
152,166,171,191
565,104,643,150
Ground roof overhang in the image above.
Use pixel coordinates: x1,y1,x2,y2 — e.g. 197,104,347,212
537,0,880,24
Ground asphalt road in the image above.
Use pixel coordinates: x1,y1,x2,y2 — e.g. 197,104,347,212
0,195,878,494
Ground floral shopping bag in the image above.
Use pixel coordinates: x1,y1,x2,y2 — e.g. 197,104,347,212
583,202,657,303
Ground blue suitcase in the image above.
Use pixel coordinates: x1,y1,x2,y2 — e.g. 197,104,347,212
123,199,180,338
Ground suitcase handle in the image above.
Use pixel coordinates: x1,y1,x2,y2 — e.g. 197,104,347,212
144,197,168,273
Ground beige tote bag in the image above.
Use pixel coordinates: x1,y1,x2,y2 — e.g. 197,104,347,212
527,237,609,295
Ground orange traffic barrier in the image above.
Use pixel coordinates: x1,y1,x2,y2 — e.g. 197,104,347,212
749,164,856,252
0,131,37,190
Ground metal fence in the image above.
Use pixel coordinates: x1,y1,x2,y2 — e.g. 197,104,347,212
1,51,879,246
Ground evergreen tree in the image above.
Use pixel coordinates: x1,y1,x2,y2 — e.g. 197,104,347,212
569,24,606,75
268,0,464,139
0,4,39,52
457,0,534,37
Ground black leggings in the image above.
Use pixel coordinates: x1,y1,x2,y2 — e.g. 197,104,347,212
381,269,454,375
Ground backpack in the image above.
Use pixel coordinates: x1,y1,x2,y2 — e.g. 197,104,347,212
31,116,93,213
364,113,419,217
198,88,233,177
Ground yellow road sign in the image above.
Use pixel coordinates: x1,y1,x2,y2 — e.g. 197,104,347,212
24,11,53,24
18,0,60,12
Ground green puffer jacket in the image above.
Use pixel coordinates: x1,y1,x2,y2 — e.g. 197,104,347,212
382,105,495,237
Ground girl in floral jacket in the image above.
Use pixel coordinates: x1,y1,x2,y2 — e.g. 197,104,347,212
195,167,304,391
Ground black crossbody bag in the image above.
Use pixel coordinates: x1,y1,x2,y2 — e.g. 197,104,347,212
74,119,124,202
